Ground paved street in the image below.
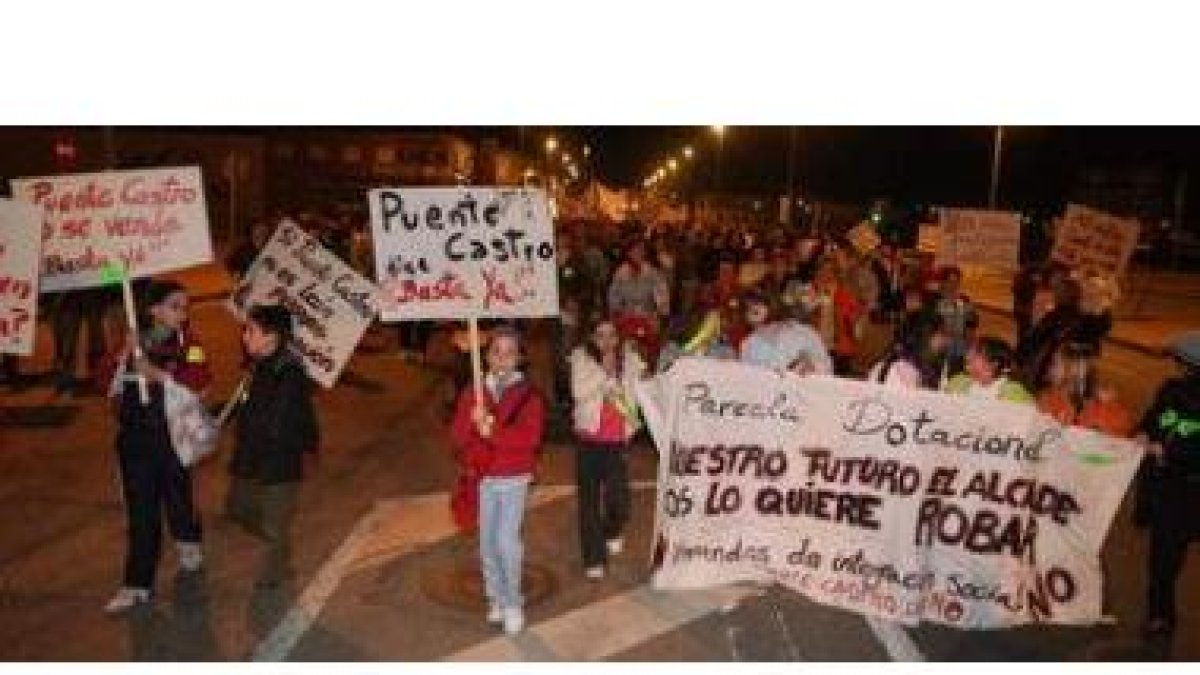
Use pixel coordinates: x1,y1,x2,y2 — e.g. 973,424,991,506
0,265,1197,662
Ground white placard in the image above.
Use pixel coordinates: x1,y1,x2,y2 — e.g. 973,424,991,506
936,208,1021,270
367,187,559,320
1051,204,1141,278
637,358,1141,629
229,221,382,388
0,200,42,355
10,166,214,293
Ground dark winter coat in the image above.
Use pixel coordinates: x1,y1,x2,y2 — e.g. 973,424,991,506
229,348,319,484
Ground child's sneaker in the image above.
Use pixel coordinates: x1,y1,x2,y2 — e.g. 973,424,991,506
177,542,204,572
486,603,504,625
502,607,525,635
103,587,151,614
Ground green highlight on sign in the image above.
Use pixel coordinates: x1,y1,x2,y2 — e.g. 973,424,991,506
100,262,128,286
1078,452,1115,466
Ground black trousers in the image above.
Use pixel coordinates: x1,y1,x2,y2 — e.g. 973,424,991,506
1145,485,1199,625
52,290,107,384
226,477,299,581
117,431,202,589
576,442,631,567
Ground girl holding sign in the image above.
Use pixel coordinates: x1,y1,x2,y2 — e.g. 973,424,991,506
449,326,546,636
98,280,212,614
569,314,647,581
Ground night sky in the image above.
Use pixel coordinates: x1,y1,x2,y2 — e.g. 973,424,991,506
466,126,1200,211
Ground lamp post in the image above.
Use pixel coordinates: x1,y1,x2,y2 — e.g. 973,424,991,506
989,126,1003,209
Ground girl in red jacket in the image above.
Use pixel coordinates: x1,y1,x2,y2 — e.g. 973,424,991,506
449,325,545,635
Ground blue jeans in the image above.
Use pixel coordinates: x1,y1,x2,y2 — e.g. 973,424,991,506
478,475,531,609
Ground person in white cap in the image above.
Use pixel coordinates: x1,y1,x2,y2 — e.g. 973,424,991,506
1134,330,1200,640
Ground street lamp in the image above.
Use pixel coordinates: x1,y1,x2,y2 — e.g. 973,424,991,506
583,145,591,158
711,126,726,195
683,145,695,160
545,136,558,154
667,158,679,172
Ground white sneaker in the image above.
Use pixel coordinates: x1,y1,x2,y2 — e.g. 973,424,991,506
177,542,204,572
486,604,504,625
585,566,605,581
606,537,624,555
104,587,151,614
502,607,525,635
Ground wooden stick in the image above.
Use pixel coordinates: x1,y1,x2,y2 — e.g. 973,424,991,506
468,317,483,404
120,268,150,405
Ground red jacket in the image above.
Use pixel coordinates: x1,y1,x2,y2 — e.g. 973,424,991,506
450,379,545,478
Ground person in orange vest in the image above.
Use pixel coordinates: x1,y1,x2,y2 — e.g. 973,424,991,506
1037,342,1133,437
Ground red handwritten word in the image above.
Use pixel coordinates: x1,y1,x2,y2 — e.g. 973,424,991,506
120,176,198,207
0,275,34,300
41,244,147,278
30,180,114,214
481,269,515,309
391,274,470,305
27,175,198,216
0,307,31,340
103,209,183,238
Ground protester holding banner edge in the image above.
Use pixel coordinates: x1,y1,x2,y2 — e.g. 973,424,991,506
569,313,647,580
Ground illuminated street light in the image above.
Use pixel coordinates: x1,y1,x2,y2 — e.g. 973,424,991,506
562,153,572,164
545,136,558,154
583,145,592,158
683,145,695,160
667,158,679,172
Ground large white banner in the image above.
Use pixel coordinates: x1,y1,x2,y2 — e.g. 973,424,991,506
638,358,1141,629
367,187,559,320
10,167,213,293
1051,204,1141,278
0,199,42,355
936,208,1021,270
229,220,382,388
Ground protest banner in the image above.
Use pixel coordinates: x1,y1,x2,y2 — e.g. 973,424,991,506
367,187,559,321
0,199,42,355
229,220,382,388
847,222,881,254
1051,204,1141,277
10,166,213,293
637,358,1141,629
917,223,942,255
936,209,1021,271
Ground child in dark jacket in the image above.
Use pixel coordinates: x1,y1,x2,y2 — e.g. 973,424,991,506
449,325,545,636
226,304,318,588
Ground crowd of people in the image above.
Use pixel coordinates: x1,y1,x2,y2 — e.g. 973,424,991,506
14,211,1191,644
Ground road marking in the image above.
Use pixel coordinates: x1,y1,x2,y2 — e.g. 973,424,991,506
252,481,654,661
252,502,384,662
865,616,926,662
446,584,760,661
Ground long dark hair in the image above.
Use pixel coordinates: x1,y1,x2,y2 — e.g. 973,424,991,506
137,279,187,333
582,312,626,378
